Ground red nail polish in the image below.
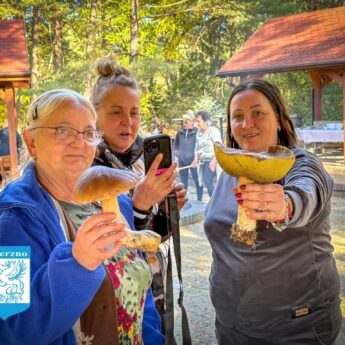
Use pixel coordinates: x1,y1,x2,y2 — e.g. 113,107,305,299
235,193,242,198
239,185,247,191
237,199,243,205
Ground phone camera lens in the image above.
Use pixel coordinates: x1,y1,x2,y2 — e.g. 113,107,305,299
146,142,152,153
152,140,159,153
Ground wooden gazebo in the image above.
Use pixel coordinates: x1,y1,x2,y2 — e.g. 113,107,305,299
0,19,31,177
218,6,345,157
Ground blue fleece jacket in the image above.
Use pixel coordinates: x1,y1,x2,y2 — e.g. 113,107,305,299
0,163,164,345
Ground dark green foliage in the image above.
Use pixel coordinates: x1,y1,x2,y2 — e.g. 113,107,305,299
0,0,343,127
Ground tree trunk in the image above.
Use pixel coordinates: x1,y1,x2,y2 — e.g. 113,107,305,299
84,0,99,97
130,0,139,63
31,5,39,93
53,15,62,73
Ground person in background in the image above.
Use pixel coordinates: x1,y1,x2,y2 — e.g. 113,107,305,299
0,89,164,345
0,119,23,157
174,112,203,201
192,111,222,198
204,78,341,345
90,56,187,323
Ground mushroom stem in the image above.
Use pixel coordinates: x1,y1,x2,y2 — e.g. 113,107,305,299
102,197,121,221
102,196,161,253
231,176,257,247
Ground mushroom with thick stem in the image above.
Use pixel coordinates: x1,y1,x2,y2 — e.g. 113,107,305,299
73,165,161,253
214,142,295,247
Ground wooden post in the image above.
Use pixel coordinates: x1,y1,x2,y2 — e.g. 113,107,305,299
343,73,345,162
324,70,345,162
0,87,19,177
309,71,322,122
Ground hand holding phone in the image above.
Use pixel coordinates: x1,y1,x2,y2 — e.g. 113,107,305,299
132,135,176,211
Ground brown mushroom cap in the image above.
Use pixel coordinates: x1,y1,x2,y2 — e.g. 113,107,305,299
73,165,140,202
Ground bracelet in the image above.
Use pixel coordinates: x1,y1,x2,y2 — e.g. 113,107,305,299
133,205,152,219
271,194,292,232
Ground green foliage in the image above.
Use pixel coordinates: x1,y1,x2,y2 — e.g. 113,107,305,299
192,95,224,119
1,0,343,130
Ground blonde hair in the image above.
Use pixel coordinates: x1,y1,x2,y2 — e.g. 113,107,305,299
90,56,139,112
28,89,97,127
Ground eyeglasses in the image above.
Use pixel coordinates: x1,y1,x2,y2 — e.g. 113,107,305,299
30,126,104,146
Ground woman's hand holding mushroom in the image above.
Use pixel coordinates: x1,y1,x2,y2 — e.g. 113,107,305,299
233,183,291,223
132,153,177,212
72,212,127,271
73,166,162,253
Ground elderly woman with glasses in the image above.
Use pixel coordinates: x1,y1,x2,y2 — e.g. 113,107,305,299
0,89,164,345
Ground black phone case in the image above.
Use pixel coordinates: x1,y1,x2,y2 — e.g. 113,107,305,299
143,134,172,174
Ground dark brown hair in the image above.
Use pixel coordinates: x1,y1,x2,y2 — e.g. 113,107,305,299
226,78,297,149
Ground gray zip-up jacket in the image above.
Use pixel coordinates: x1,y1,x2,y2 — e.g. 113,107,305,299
204,148,340,338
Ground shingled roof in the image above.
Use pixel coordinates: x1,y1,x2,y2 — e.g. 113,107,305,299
0,19,30,83
218,6,345,77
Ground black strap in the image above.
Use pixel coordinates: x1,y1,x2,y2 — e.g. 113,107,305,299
165,247,177,345
164,192,191,345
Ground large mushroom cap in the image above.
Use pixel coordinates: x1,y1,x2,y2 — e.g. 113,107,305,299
214,142,295,183
73,165,140,202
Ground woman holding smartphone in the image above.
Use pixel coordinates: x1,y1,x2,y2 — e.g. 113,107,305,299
90,56,187,321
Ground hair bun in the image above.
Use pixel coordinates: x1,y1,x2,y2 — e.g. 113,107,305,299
96,57,133,78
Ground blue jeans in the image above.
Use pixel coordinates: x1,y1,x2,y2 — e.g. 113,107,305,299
178,160,203,201
200,160,216,197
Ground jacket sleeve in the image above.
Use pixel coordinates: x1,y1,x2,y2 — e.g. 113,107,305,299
142,287,165,344
0,211,105,345
284,149,333,228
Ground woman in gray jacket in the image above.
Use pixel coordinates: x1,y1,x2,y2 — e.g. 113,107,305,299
204,79,341,345
192,111,222,198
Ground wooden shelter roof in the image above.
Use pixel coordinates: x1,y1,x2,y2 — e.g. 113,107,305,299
218,6,345,77
0,19,30,87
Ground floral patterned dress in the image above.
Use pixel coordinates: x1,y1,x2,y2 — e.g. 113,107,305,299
60,201,152,345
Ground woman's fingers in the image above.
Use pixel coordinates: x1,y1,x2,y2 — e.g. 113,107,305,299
72,214,127,270
94,226,127,250
132,163,178,210
147,153,164,177
234,183,286,222
79,212,117,233
84,221,126,244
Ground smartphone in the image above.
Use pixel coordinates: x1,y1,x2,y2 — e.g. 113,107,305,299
143,134,173,175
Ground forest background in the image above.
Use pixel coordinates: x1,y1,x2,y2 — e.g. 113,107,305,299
1,0,344,133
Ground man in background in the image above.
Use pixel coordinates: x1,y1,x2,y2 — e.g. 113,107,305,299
0,119,22,157
174,112,203,201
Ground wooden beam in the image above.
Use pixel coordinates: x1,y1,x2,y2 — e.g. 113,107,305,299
324,71,343,87
319,74,332,90
0,81,30,89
